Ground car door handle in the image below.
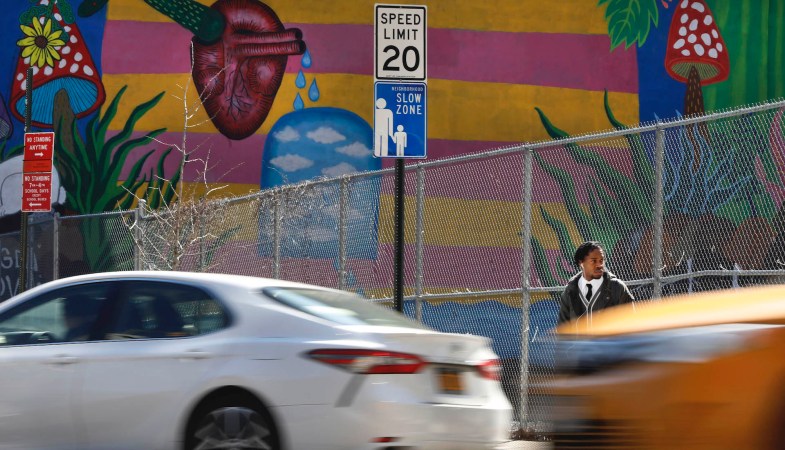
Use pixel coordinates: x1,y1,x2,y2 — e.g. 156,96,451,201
48,355,79,365
180,350,212,360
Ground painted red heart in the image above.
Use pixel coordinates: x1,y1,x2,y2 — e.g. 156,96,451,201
192,0,305,140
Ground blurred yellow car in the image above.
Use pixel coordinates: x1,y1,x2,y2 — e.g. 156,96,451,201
548,285,785,450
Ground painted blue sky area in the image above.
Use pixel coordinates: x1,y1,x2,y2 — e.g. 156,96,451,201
0,1,106,150
261,107,380,188
636,3,686,122
402,299,559,366
259,107,382,260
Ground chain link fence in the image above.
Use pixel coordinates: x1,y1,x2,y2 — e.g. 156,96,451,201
4,99,785,434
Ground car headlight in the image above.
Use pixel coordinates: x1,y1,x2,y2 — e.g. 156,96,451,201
556,323,781,375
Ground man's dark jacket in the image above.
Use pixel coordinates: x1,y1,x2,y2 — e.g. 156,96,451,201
557,271,634,325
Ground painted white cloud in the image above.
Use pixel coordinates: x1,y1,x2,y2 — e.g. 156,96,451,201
322,162,358,178
307,126,345,144
270,154,314,172
306,227,339,243
335,141,371,158
273,126,300,142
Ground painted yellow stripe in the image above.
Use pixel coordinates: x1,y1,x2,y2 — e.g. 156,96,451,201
103,74,639,143
377,195,584,249
126,182,260,206
154,187,584,250
108,0,609,34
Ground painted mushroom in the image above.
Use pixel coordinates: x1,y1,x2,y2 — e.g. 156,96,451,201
664,0,729,166
10,0,106,128
665,0,729,117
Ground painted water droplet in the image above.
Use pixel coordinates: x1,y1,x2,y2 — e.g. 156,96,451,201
293,92,304,110
308,78,320,102
301,48,312,68
295,70,306,89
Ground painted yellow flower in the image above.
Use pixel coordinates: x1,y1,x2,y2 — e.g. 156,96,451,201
17,18,66,68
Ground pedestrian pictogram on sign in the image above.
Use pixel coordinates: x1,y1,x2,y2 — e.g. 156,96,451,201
22,132,55,213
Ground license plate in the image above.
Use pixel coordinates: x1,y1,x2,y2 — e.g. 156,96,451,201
437,367,464,394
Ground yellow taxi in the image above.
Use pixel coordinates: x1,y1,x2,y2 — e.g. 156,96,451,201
549,285,785,449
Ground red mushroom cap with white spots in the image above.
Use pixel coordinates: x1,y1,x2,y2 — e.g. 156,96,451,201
664,0,729,85
10,1,105,127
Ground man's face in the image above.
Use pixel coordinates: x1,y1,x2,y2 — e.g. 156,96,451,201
581,248,605,280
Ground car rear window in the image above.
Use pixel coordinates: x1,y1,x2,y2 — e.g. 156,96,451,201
262,288,425,328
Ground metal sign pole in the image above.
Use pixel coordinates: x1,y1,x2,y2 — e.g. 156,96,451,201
19,67,33,294
375,4,427,313
394,158,405,312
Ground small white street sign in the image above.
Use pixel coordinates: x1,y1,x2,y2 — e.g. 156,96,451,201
375,4,427,81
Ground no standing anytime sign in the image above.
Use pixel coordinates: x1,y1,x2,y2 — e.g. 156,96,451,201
22,132,54,213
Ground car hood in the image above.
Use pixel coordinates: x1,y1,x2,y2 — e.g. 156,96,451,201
557,284,785,337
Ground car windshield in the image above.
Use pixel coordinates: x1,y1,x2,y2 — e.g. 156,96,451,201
262,288,426,329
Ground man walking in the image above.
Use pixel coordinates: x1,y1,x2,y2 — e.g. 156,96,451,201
558,241,635,324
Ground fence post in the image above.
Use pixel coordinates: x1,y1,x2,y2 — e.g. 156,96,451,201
135,200,146,271
519,146,534,428
415,163,425,322
338,177,349,290
199,213,205,272
53,213,59,280
653,125,665,300
273,188,282,279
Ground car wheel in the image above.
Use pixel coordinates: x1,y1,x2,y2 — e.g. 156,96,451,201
186,394,279,450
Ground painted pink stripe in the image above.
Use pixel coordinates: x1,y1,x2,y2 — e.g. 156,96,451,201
103,21,637,92
117,129,637,203
119,131,266,185
197,240,580,297
203,240,528,291
379,142,636,203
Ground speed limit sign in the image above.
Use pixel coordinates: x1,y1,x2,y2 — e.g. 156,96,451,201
375,4,427,81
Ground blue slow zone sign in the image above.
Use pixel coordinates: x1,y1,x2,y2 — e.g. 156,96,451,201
373,81,427,158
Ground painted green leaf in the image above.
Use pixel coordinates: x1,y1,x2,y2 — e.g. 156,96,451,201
604,90,655,191
57,0,76,24
598,0,659,49
20,7,48,26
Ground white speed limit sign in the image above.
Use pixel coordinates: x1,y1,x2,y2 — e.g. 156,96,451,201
375,4,427,81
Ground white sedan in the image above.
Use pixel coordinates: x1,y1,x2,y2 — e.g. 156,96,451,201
0,271,512,449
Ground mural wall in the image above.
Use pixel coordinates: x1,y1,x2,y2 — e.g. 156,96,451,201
0,0,783,277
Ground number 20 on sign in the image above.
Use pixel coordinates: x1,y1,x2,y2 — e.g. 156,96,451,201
375,4,427,81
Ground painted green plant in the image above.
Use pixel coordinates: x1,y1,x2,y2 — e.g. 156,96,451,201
533,91,653,251
598,0,659,49
664,115,753,218
55,85,181,214
530,93,782,286
54,85,182,271
708,113,778,223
